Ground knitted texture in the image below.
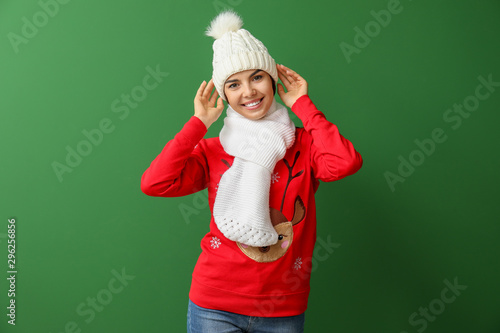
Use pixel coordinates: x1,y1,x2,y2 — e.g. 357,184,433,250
205,10,278,101
213,97,296,247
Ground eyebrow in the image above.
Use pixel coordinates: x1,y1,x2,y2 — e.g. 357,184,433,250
225,69,262,84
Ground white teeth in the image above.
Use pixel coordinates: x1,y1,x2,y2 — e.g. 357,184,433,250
245,99,261,107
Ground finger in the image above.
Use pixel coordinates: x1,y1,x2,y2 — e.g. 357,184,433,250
203,79,215,99
277,84,290,104
216,96,224,111
279,64,296,75
287,69,305,84
277,64,293,77
196,80,207,98
279,64,302,83
277,69,292,87
278,73,293,91
277,64,291,82
276,83,282,94
288,71,304,83
209,88,219,107
281,67,298,84
277,83,285,97
279,66,298,87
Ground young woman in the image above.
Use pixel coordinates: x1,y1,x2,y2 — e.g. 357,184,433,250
141,10,363,333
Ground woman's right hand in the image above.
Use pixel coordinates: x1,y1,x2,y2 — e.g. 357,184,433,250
194,79,224,129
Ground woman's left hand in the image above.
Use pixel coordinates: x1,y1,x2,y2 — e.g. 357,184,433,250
276,64,308,108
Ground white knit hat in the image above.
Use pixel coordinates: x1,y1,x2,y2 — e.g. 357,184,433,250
205,10,278,101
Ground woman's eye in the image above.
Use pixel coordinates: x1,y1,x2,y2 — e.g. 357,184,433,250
229,83,238,89
253,75,263,81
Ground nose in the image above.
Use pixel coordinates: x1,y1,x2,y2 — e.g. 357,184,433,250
242,83,256,98
259,246,270,253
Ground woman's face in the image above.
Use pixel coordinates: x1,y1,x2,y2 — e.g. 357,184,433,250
224,69,274,120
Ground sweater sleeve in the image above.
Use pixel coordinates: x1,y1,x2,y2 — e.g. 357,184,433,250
141,116,210,197
291,95,363,182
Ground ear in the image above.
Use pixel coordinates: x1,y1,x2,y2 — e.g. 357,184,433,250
270,207,288,226
290,196,306,226
270,76,277,96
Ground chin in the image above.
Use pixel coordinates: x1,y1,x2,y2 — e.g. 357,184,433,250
249,110,268,120
250,104,272,120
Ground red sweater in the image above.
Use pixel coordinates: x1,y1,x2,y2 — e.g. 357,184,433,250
141,95,363,317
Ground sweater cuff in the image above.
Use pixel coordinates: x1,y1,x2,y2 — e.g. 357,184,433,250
180,116,208,147
291,95,317,122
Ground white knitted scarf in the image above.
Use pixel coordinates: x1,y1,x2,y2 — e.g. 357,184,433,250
213,97,296,247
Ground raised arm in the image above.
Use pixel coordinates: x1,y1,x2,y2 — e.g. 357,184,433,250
276,64,362,181
292,95,363,182
141,79,224,196
140,116,210,197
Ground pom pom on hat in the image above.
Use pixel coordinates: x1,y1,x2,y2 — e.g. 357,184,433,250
205,10,243,40
206,10,278,102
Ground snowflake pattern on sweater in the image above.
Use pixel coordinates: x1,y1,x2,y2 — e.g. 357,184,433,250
271,171,280,183
294,257,303,270
210,236,221,249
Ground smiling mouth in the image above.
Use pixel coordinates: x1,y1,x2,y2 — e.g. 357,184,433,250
242,98,264,107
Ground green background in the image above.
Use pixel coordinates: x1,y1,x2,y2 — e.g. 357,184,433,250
1,0,499,332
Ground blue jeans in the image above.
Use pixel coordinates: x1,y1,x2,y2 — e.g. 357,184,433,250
187,299,305,333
